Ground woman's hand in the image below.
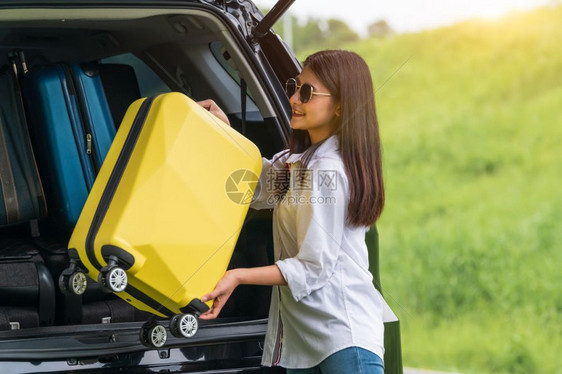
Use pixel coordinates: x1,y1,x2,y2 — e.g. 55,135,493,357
199,269,240,320
197,99,230,126
199,265,286,320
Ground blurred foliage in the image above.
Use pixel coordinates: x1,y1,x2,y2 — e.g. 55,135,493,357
360,5,561,374
267,14,360,55
270,3,562,374
368,20,394,38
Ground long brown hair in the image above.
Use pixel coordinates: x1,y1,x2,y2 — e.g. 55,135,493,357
288,50,385,226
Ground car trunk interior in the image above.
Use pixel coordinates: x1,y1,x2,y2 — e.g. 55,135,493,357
0,6,280,334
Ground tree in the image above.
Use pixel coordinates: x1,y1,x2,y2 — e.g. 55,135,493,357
268,13,361,55
326,19,360,46
292,17,360,54
292,17,325,52
368,20,394,38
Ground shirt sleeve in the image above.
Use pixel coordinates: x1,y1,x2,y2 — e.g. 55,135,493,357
275,158,348,302
251,150,290,210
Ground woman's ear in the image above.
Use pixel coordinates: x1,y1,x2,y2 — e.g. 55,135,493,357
335,104,341,117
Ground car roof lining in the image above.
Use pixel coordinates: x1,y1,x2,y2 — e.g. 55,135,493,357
0,7,277,118
0,10,219,58
0,8,221,23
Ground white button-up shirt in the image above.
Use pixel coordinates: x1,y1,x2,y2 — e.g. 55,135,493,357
251,135,390,369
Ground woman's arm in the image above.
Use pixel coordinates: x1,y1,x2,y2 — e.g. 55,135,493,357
199,265,287,320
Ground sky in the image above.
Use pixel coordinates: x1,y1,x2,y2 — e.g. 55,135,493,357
253,0,557,35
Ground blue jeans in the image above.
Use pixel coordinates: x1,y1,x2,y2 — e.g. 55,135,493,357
286,347,384,374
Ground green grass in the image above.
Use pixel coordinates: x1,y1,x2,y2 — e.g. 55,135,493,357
299,5,562,374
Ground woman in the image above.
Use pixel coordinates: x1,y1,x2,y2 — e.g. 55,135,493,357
199,50,386,374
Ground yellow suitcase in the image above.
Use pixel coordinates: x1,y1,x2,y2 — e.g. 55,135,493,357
59,92,262,347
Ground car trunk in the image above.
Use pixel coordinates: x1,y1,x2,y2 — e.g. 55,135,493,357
0,1,296,369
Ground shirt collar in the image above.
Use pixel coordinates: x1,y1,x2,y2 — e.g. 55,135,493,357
286,135,340,165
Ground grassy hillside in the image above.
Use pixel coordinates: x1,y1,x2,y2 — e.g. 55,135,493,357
300,5,562,374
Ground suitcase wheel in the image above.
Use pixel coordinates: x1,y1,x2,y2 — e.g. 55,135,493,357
98,265,128,293
170,313,198,338
140,322,167,348
59,268,88,296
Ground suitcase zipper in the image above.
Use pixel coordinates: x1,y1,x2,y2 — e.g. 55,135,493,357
85,96,155,271
57,65,95,190
61,64,100,175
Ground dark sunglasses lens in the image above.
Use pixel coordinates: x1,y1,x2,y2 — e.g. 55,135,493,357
300,83,312,103
285,79,296,98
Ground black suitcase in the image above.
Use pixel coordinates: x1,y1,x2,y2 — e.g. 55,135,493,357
0,237,55,330
0,56,53,330
0,67,47,227
32,236,152,325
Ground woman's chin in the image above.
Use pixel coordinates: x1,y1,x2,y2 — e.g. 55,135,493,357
290,120,305,130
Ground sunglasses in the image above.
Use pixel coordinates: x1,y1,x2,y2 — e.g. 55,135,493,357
285,78,332,103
